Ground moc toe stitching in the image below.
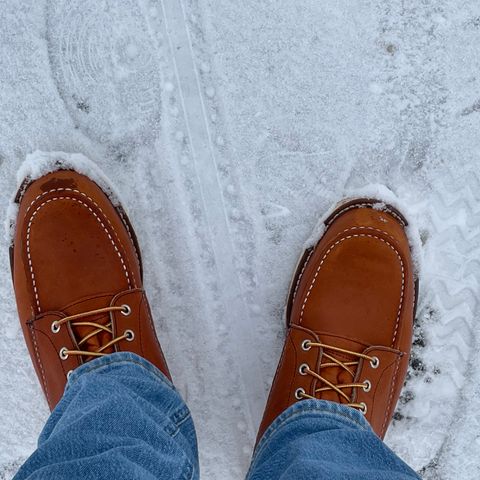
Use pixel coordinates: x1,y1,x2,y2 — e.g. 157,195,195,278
23,186,141,280
26,194,135,312
299,233,406,349
291,226,405,307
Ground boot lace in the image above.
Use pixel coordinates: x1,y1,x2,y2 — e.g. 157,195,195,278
50,305,134,366
296,340,380,415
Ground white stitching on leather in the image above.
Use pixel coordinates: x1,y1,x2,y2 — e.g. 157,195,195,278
292,227,401,304
338,226,399,243
299,234,405,348
382,355,401,436
25,188,141,271
291,249,314,304
27,196,133,311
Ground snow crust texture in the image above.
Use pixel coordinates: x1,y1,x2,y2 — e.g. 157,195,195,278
0,0,479,478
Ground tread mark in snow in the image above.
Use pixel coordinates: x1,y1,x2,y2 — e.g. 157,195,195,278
158,0,265,437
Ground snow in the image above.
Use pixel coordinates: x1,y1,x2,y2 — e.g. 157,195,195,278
1,0,480,478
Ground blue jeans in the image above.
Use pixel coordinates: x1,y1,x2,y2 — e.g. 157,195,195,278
14,352,420,479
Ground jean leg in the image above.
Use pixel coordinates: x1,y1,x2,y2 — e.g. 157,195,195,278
14,352,199,480
248,399,420,480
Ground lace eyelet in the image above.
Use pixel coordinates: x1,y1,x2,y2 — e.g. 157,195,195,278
299,363,309,375
124,329,135,342
59,347,69,360
51,321,60,334
301,340,311,351
370,356,380,369
67,370,73,380
121,304,132,316
295,388,306,400
359,402,368,415
363,380,372,392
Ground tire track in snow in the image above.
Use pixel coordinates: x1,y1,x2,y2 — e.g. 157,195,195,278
44,0,260,476
156,0,264,454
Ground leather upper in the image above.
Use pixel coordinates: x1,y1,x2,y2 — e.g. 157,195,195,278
257,200,416,441
11,169,170,410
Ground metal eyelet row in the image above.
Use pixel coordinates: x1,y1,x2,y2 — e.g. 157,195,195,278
51,304,132,335
57,328,135,361
302,340,380,368
297,338,377,415
297,342,311,400
121,303,134,342
53,303,134,361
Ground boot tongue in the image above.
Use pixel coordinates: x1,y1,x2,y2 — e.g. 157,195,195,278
315,334,368,404
62,293,117,356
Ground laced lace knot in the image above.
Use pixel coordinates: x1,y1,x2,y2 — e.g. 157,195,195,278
295,340,380,415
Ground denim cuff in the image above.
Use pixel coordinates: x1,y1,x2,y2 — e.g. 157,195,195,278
65,351,175,392
253,399,373,463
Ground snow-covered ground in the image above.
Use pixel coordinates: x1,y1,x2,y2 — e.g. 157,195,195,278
1,0,480,478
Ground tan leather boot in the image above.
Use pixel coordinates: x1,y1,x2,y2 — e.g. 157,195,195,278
257,199,417,442
10,169,170,410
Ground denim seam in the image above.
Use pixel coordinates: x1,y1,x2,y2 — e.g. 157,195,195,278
171,405,191,424
181,459,195,480
165,412,192,438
